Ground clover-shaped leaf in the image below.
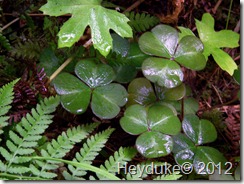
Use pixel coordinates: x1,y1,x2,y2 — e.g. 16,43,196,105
172,134,196,165
40,0,132,57
120,104,181,135
182,114,217,145
136,131,173,158
53,72,91,114
139,24,206,71
127,78,156,106
91,83,128,119
75,59,115,88
142,57,184,88
193,146,227,174
195,13,239,75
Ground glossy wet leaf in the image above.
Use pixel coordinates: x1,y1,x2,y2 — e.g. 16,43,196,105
156,83,186,101
75,59,115,88
233,66,240,84
182,114,217,145
120,104,148,135
195,13,239,75
40,0,132,57
91,83,127,119
111,33,130,57
178,27,195,40
53,72,91,114
174,36,206,70
127,78,156,106
148,105,181,135
172,134,196,165
193,146,227,175
136,131,173,158
113,65,137,84
142,57,183,88
125,42,149,67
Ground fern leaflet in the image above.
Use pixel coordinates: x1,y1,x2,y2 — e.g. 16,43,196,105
0,33,11,51
125,12,160,32
97,147,137,180
153,171,182,180
0,79,19,142
0,96,60,175
63,128,115,180
31,122,100,179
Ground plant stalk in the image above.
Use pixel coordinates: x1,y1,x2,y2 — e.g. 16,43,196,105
225,0,233,29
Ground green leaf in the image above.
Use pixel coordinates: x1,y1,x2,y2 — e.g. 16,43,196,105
148,105,181,135
172,133,196,165
127,78,156,106
156,83,186,101
120,104,181,135
91,83,127,119
113,65,137,84
178,27,195,40
195,13,239,75
120,105,148,135
75,59,115,88
142,57,183,88
182,114,217,145
111,33,130,57
174,36,206,70
233,66,240,85
136,131,173,158
139,25,178,58
53,73,91,114
211,48,237,76
40,0,132,57
193,146,227,175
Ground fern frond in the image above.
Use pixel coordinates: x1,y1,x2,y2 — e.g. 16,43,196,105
0,96,60,175
64,128,115,179
153,171,182,180
11,40,42,60
31,122,100,179
97,147,137,180
0,33,11,51
125,12,160,32
0,79,19,142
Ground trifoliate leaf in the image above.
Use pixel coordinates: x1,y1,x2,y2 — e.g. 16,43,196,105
40,0,132,57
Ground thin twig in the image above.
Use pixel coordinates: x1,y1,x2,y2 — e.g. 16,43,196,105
49,57,73,82
1,17,20,32
212,84,224,104
123,0,145,13
212,0,222,14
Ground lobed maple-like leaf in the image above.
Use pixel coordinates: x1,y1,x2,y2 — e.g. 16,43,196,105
40,0,133,57
195,13,239,75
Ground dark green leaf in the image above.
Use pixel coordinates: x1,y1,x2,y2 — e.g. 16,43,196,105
158,83,186,101
113,65,137,84
142,57,183,88
111,33,130,57
193,146,227,175
182,114,217,145
53,73,91,114
127,78,156,106
148,105,181,135
174,36,206,70
91,83,127,119
120,104,148,135
136,131,173,158
75,59,115,88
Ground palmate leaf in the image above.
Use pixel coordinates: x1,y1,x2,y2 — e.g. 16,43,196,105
40,0,132,57
31,122,99,179
0,96,60,176
63,128,114,180
0,79,19,142
195,13,239,75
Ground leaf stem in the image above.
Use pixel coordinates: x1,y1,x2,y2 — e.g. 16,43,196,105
32,156,121,180
225,0,233,29
49,57,73,82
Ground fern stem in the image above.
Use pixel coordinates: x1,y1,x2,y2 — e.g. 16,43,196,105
49,57,73,82
0,173,46,180
32,156,121,180
1,18,20,32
